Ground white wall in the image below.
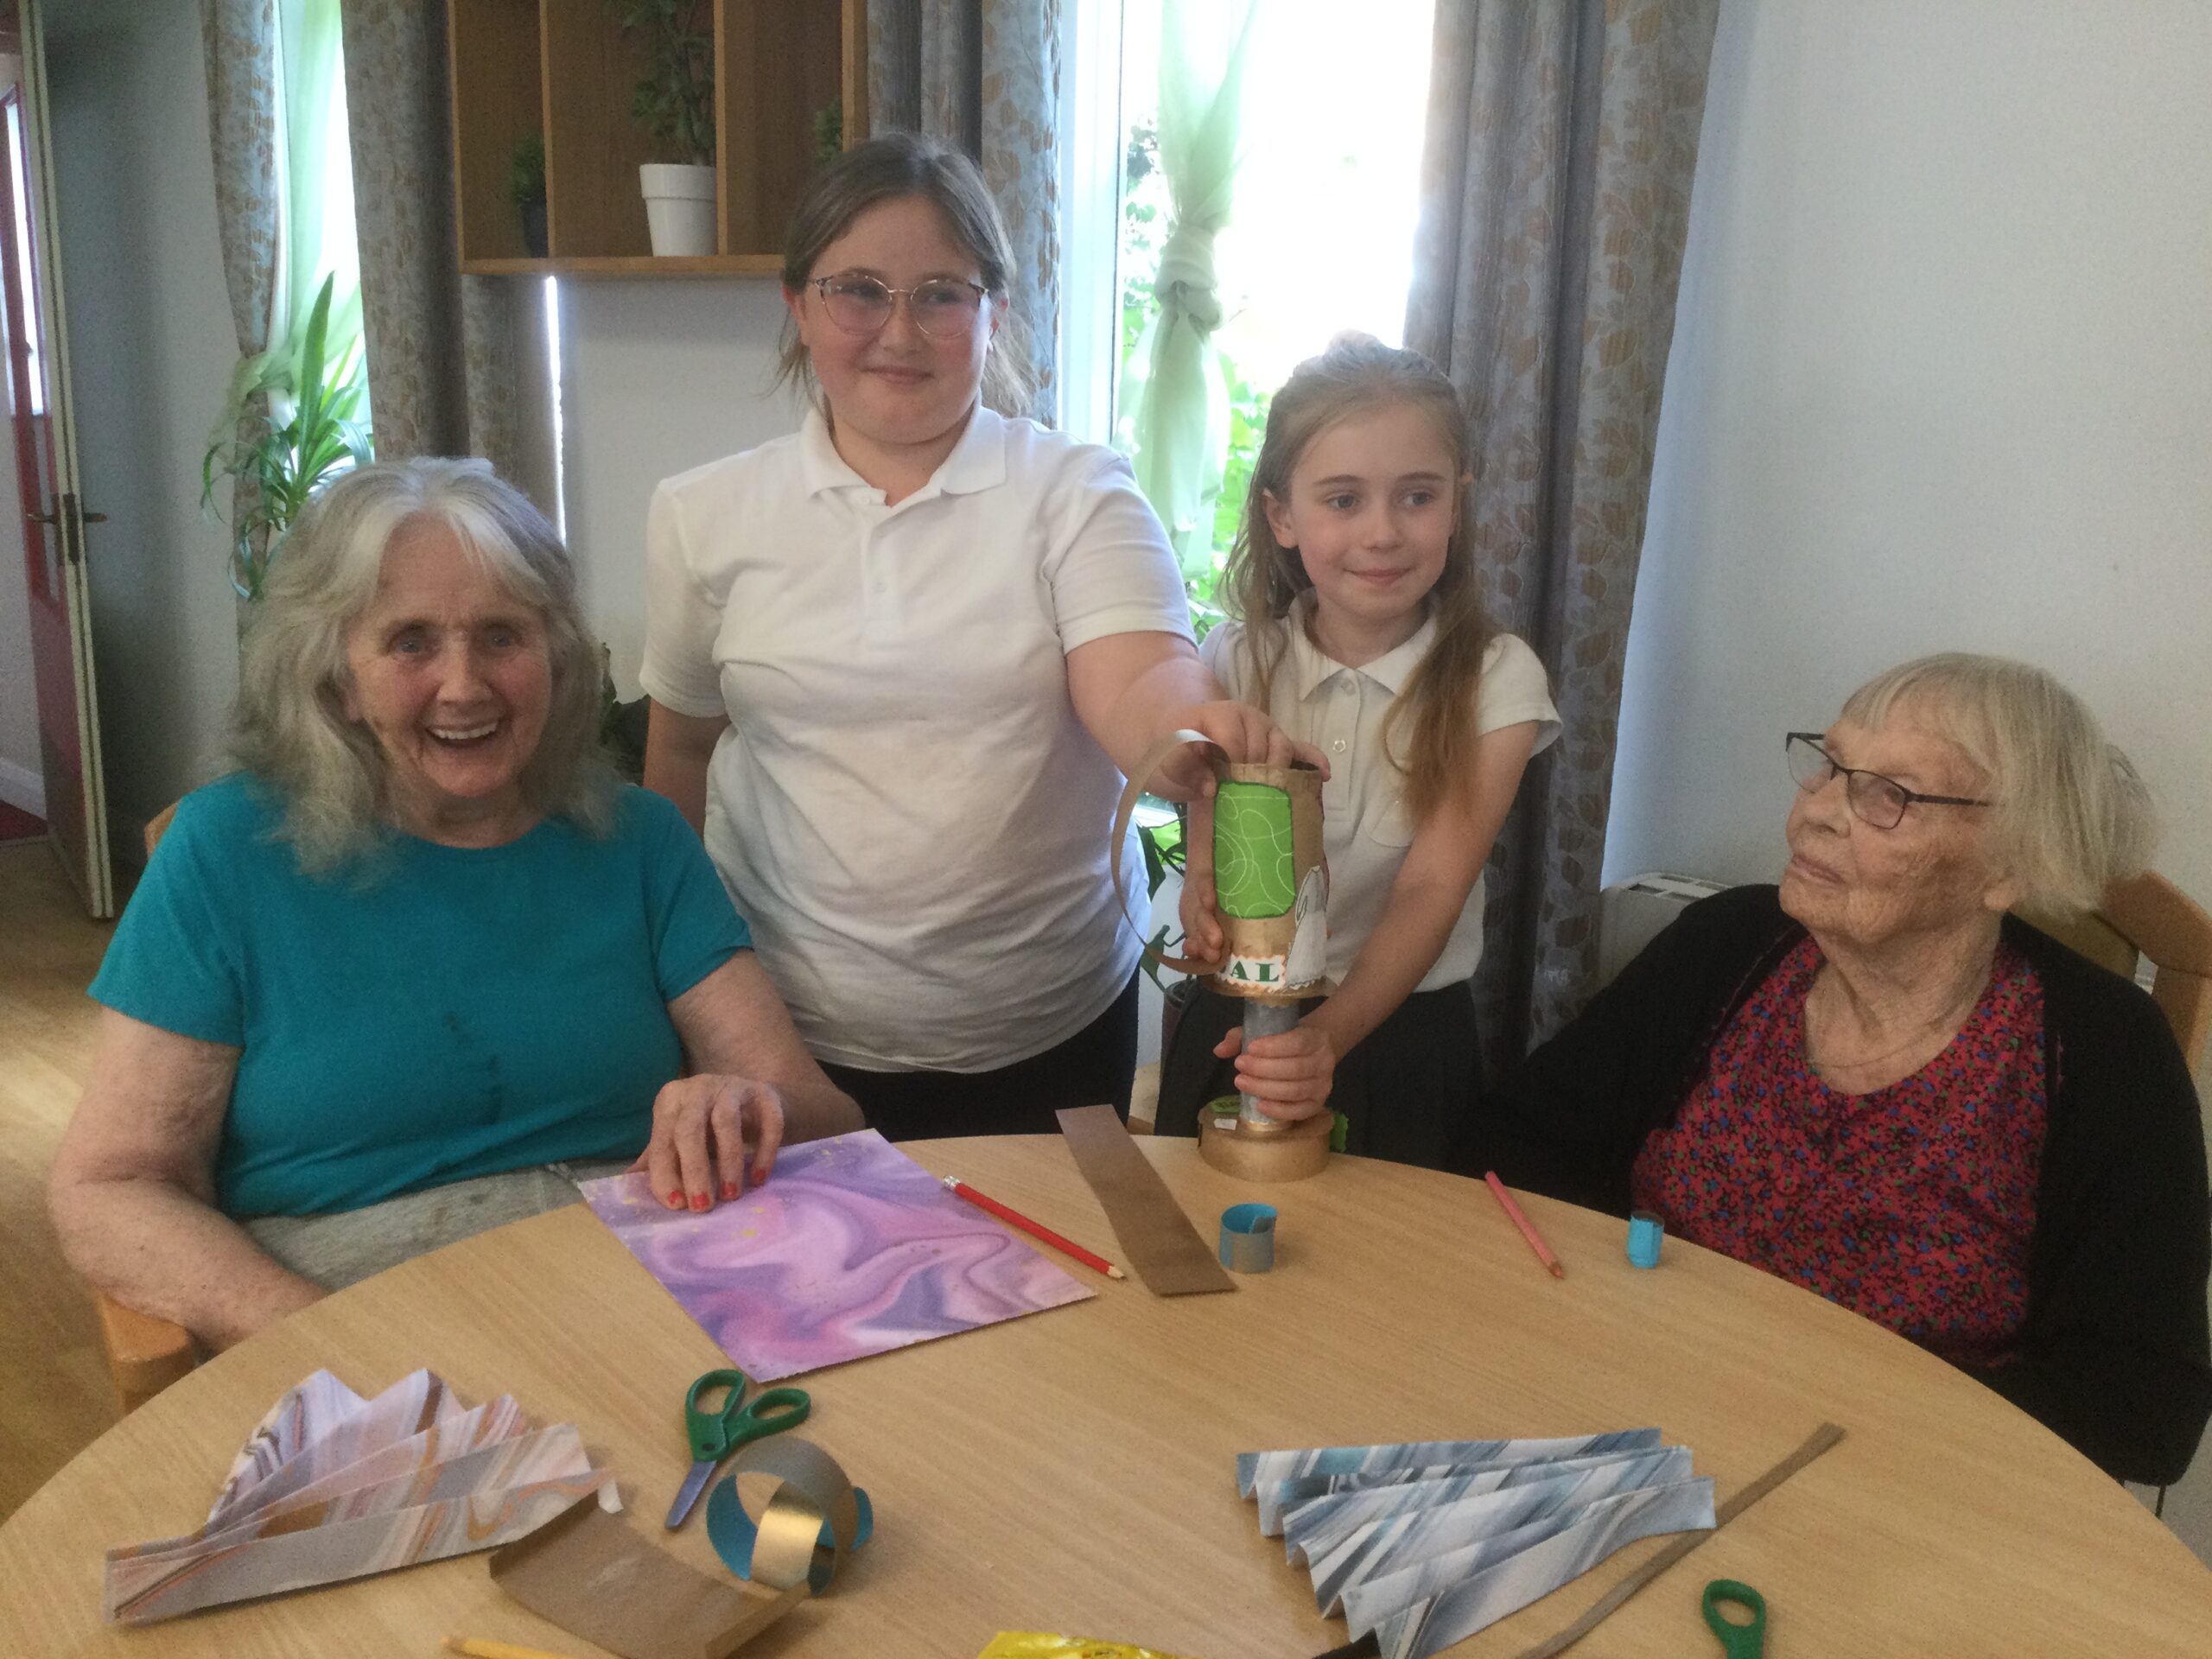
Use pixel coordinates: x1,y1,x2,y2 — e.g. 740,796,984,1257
556,280,800,696
1609,0,2212,909
42,0,241,855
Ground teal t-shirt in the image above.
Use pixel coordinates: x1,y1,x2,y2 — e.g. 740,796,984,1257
90,776,749,1217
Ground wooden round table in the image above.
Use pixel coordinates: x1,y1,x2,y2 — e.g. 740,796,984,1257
4,1135,2208,1656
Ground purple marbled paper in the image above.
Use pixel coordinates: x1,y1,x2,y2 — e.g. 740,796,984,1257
578,1129,1094,1380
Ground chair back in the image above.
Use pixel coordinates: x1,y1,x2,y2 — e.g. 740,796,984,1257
2024,871,2212,1080
92,802,199,1413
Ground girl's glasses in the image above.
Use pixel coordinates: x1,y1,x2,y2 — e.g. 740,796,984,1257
808,274,988,339
1785,733,1991,830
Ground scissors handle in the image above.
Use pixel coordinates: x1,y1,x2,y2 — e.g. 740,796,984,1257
683,1369,750,1460
733,1385,811,1446
1702,1579,1767,1659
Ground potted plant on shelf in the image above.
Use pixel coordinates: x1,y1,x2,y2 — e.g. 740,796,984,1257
612,0,716,256
508,131,547,257
200,274,373,602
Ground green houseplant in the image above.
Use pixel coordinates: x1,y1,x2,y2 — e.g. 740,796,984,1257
201,273,373,601
508,131,548,257
611,0,718,254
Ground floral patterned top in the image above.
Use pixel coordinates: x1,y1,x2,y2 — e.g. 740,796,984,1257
1630,937,2049,1365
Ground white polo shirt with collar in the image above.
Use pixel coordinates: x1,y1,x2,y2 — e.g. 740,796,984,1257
641,404,1192,1072
1198,604,1560,990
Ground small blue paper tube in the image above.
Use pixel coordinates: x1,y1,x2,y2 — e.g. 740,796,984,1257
1626,1209,1665,1269
1219,1202,1278,1273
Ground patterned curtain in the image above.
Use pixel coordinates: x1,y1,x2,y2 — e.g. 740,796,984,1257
868,0,1061,423
1404,0,1720,1062
338,0,525,485
198,0,281,572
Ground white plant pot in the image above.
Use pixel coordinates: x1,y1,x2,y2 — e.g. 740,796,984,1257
639,162,717,257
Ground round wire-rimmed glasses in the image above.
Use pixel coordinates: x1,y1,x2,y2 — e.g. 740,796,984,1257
1784,732,1993,830
806,273,989,339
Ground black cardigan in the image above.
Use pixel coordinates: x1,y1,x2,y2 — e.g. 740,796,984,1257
1456,884,2212,1487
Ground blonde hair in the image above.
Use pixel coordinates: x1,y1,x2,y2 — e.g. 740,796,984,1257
1217,336,1489,823
776,130,1036,416
1841,652,2157,915
233,458,617,874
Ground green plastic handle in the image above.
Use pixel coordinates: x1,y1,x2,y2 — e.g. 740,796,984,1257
1702,1579,1766,1659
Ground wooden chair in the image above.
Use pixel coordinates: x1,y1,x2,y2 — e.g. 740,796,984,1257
2022,871,2212,1079
90,805,198,1414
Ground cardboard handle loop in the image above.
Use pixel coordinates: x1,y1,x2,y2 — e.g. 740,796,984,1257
1110,727,1226,977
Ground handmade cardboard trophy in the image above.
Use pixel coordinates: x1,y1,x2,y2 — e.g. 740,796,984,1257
1112,729,1334,1183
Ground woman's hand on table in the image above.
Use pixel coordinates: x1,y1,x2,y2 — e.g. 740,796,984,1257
637,1074,786,1210
1213,1020,1338,1122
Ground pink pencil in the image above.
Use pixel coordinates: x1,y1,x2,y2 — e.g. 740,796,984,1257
1484,1171,1565,1279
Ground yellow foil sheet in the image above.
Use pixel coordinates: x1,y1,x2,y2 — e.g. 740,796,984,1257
976,1636,1205,1659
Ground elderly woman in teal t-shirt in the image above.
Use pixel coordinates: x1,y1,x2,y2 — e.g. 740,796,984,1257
48,460,859,1349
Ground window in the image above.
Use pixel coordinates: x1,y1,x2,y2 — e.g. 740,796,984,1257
1096,0,1436,620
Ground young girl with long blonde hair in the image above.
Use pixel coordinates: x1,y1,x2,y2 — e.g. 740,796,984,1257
1160,337,1558,1167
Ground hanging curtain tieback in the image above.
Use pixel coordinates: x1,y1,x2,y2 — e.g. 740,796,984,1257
1153,219,1224,332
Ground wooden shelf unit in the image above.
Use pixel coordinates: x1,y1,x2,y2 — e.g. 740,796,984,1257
448,0,867,277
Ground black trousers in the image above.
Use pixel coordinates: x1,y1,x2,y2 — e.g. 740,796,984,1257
822,969,1141,1141
1154,977,1482,1171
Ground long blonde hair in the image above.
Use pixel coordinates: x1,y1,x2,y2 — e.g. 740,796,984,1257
1217,337,1490,823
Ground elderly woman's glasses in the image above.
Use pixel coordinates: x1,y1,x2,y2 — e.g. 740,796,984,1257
808,274,988,339
1785,733,1991,830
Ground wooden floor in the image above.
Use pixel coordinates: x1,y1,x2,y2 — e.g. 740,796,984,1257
0,841,116,1520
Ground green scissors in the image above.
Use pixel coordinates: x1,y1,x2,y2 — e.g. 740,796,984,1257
662,1368,810,1529
1703,1580,1767,1658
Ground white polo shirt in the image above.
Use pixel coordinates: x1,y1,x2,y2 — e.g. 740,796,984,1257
1199,606,1560,990
641,405,1192,1072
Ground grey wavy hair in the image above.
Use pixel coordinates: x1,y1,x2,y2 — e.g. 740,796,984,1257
233,457,617,873
1840,652,2157,916
776,129,1037,416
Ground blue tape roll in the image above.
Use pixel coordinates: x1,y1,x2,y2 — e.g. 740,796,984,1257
1626,1210,1665,1269
1219,1202,1278,1273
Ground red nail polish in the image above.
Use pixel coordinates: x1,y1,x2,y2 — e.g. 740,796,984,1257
721,1181,739,1200
690,1194,709,1211
664,1192,683,1210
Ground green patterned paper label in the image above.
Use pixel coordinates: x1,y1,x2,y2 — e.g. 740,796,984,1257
1214,781,1296,918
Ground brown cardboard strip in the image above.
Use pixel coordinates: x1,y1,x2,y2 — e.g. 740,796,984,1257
1511,1421,1847,1659
490,1491,810,1659
1057,1104,1235,1295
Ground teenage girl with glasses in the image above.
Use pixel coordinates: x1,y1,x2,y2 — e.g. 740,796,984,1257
639,132,1307,1139
1159,337,1560,1168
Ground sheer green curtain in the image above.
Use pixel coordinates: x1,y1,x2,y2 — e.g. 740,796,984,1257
1128,0,1260,575
275,0,367,423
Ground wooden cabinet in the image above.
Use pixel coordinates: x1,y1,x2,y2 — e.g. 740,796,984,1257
447,0,866,278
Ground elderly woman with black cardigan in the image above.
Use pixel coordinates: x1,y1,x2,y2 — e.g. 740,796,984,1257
1463,654,2210,1487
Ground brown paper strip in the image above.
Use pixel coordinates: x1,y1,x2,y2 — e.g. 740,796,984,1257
1513,1422,1847,1659
1058,1104,1235,1295
490,1492,809,1659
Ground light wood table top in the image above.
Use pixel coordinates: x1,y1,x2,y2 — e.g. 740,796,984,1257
5,1135,2209,1656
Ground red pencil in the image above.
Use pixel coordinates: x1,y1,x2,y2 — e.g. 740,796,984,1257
1484,1171,1565,1279
943,1177,1126,1280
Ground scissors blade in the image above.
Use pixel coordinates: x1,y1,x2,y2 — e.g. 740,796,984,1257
664,1457,719,1529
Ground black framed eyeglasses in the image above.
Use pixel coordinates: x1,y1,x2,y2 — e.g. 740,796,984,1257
1785,733,1992,830
807,273,989,339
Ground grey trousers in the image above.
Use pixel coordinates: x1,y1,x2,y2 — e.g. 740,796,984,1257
241,1160,632,1292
